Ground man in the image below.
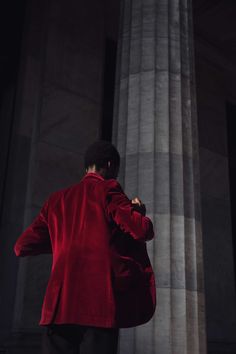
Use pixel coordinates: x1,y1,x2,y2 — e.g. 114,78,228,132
14,140,156,354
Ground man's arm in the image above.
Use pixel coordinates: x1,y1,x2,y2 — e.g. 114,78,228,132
105,179,154,242
14,199,52,257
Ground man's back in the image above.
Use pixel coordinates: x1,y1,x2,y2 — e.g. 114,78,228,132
14,172,156,328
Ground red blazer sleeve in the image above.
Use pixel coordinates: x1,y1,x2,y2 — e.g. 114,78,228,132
14,199,52,257
105,179,154,242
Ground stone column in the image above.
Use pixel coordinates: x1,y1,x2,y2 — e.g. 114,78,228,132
113,0,207,353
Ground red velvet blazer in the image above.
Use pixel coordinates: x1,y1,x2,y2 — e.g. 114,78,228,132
14,172,156,328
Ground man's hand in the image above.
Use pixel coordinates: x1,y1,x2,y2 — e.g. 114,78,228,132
131,197,146,216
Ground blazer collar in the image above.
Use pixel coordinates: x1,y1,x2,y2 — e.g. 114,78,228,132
82,172,105,181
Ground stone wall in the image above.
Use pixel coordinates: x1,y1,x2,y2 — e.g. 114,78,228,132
195,36,236,352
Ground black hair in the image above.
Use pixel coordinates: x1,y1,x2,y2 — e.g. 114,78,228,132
84,140,120,170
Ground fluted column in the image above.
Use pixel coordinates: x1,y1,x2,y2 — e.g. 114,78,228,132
113,0,207,353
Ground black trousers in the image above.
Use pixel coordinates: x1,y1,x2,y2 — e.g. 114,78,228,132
41,324,119,354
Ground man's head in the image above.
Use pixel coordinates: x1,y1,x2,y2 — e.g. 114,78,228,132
84,140,120,179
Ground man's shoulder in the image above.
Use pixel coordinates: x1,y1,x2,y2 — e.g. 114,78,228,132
102,178,123,192
47,183,78,202
46,178,123,203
